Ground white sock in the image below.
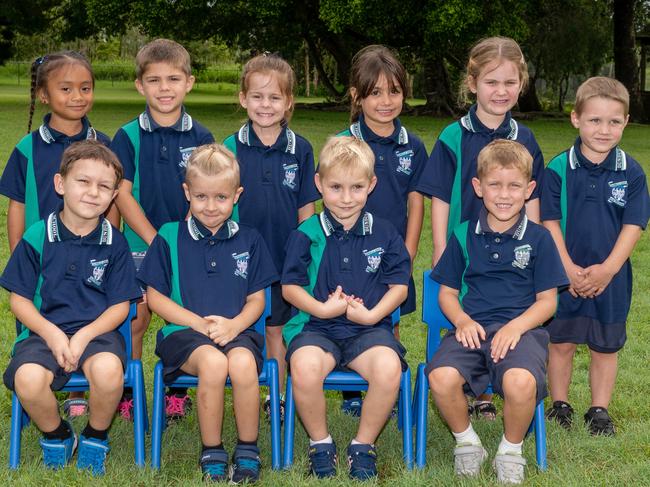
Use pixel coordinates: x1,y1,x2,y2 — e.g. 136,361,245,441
309,434,333,446
349,438,372,446
452,424,481,446
497,435,523,456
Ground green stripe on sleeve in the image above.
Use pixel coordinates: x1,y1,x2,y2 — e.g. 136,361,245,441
121,119,148,252
157,222,187,338
438,123,464,238
16,134,40,229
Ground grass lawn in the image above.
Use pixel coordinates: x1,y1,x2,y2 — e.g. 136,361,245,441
0,79,648,486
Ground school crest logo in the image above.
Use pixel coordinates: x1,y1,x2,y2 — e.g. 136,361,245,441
282,163,298,189
87,259,109,286
607,180,627,207
395,149,413,175
512,244,532,270
232,251,250,279
363,247,385,273
179,147,196,168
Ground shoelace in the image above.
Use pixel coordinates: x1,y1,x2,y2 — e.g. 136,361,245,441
165,395,188,416
118,399,133,420
203,462,227,476
349,450,375,471
236,458,260,471
497,459,524,480
79,444,107,467
310,450,336,471
42,443,67,464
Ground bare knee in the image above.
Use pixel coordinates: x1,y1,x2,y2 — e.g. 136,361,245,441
428,367,464,397
228,349,258,385
368,351,401,389
14,364,52,399
502,368,536,403
86,354,124,393
290,353,326,391
550,342,577,357
197,350,228,387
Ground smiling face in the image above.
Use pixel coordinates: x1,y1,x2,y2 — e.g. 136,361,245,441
135,62,195,124
469,59,522,129
239,71,293,133
571,96,628,164
40,63,94,128
472,165,535,233
353,73,404,136
315,166,377,230
183,172,243,235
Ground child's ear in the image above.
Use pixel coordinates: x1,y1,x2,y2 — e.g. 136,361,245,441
38,87,48,104
53,173,64,196
467,76,477,94
182,182,191,202
471,177,483,198
525,180,536,200
185,75,195,93
239,91,247,109
135,78,145,96
368,175,378,194
233,186,244,204
314,173,323,194
570,110,580,129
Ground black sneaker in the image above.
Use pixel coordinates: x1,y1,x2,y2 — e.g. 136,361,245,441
200,448,229,482
263,396,285,424
584,407,616,436
347,443,377,480
230,444,261,483
546,400,574,429
308,442,337,478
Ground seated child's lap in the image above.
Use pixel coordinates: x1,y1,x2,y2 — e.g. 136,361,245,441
3,330,126,391
155,327,264,383
547,316,626,353
287,327,407,372
425,325,548,403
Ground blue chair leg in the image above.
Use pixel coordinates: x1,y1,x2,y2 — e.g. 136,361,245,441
267,359,281,470
150,361,165,469
400,368,413,469
282,376,295,469
414,364,429,469
131,359,146,467
534,400,547,470
9,393,23,469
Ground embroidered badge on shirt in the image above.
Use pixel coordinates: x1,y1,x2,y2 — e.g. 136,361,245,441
607,180,627,207
395,149,414,175
232,251,250,279
283,163,298,189
179,147,196,168
363,247,385,273
512,244,532,270
88,259,109,285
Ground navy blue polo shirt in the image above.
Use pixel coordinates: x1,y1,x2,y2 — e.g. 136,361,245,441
338,115,428,238
224,122,320,269
0,211,141,336
541,139,650,324
110,108,214,250
433,208,568,327
416,105,544,237
282,209,411,340
137,216,278,335
0,115,110,228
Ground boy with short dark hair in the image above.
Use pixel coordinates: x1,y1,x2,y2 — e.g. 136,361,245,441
1,140,141,475
111,38,215,418
426,139,568,484
542,77,650,436
282,136,411,481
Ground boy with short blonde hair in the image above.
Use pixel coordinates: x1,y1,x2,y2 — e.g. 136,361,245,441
427,139,568,484
542,77,650,435
281,136,411,480
2,140,141,475
111,38,215,419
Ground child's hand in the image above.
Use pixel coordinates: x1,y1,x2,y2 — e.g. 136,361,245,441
490,323,523,363
320,286,349,319
565,261,587,298
68,331,92,371
344,298,375,325
45,328,75,371
454,319,486,349
579,264,615,298
205,315,237,346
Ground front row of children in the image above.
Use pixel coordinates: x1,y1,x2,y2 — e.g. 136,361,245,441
2,81,649,484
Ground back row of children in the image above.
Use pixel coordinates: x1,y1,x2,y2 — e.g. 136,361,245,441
1,34,648,483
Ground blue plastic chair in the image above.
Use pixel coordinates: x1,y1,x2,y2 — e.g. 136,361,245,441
9,303,147,468
413,270,547,470
150,287,282,470
282,308,413,470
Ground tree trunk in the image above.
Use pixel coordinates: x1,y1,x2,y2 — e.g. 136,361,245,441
518,76,543,112
418,53,456,116
303,34,344,100
613,0,646,122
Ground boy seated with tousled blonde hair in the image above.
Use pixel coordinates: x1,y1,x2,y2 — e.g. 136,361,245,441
281,136,411,480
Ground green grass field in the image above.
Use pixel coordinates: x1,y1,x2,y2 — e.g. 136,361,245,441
0,79,648,486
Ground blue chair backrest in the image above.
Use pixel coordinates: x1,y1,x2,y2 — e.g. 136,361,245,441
254,287,272,357
118,303,137,359
422,269,453,362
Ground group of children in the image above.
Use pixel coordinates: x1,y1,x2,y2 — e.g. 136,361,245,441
0,35,648,484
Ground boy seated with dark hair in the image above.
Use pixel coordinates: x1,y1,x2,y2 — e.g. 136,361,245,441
426,139,568,484
1,140,141,475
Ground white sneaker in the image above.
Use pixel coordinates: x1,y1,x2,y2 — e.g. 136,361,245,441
453,444,488,476
494,452,526,484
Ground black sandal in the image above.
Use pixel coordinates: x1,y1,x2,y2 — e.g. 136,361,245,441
473,400,497,420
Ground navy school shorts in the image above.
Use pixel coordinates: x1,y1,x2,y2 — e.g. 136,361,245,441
266,281,295,327
286,326,408,372
546,316,626,353
424,325,549,403
155,327,264,383
3,329,126,391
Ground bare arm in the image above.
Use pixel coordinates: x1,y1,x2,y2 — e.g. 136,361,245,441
524,198,540,223
438,284,486,349
345,283,407,326
8,200,25,252
431,197,449,267
543,219,585,297
405,191,424,262
115,180,157,246
298,202,315,223
282,284,348,319
146,286,210,334
206,289,266,346
105,200,121,228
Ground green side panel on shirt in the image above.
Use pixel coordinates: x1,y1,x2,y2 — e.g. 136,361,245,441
438,122,464,239
282,214,327,346
223,134,237,155
122,119,148,252
547,153,569,237
16,134,41,229
13,220,46,349
336,129,352,137
158,222,187,338
451,221,470,304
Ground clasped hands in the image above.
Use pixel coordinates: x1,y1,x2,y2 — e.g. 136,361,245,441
566,262,615,299
320,285,375,326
